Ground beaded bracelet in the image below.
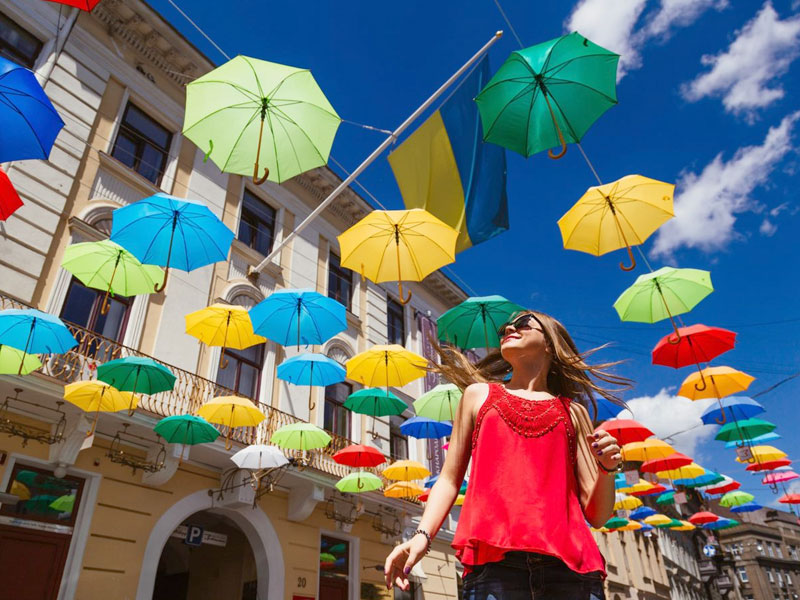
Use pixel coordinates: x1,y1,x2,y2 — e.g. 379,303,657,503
597,461,623,474
412,529,432,554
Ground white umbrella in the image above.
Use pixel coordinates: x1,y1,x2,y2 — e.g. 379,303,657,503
231,445,289,470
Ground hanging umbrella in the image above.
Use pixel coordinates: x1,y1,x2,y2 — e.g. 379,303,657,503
61,240,164,315
249,289,346,349
383,481,425,499
675,471,724,488
184,55,340,184
655,491,675,506
0,345,41,375
414,384,463,422
725,432,780,448
702,477,741,495
10,480,31,501
436,295,525,350
0,167,23,221
276,353,346,412
762,471,799,485
153,414,220,462
110,193,235,292
640,452,692,473
746,458,791,472
597,419,654,446
382,460,430,481
335,471,383,493
400,417,452,439
731,503,762,513
671,521,696,531
332,444,386,468
231,445,289,470
778,494,800,504
337,209,458,304
185,304,265,369
703,518,738,530
613,493,642,511
613,267,713,341
63,381,136,435
475,32,619,159
343,388,407,439
593,397,625,422
424,474,440,489
736,445,787,464
719,491,755,508
49,493,76,513
620,481,657,496
346,345,427,388
621,439,675,463
715,418,776,443
700,396,764,425
46,0,101,10
0,308,77,374
0,56,64,163
617,520,642,532
656,462,705,481
629,506,656,520
651,324,736,391
613,472,626,490
688,511,720,525
680,367,754,425
604,516,630,530
558,175,674,270
197,396,265,450
454,494,466,507
270,422,331,450
636,483,668,497
97,357,175,416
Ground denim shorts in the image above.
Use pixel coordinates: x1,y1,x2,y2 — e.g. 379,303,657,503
462,552,605,600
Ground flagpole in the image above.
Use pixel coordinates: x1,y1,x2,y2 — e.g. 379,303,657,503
250,31,504,276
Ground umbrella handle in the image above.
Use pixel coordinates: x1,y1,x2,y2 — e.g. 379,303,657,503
358,477,364,490
253,163,269,186
397,281,412,305
542,91,568,160
714,397,727,425
253,115,270,185
204,139,213,163
308,386,316,413
693,366,708,392
225,427,233,451
127,394,138,417
619,244,636,272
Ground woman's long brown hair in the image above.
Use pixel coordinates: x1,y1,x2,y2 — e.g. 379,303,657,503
433,310,631,421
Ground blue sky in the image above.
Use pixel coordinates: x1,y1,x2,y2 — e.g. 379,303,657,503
147,0,800,509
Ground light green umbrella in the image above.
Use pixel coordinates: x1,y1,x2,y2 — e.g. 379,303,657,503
715,418,776,443
49,493,76,513
270,422,331,450
613,267,713,340
183,56,341,184
475,32,619,159
0,344,41,375
719,490,755,508
61,240,164,314
335,471,383,493
437,295,525,350
414,384,462,422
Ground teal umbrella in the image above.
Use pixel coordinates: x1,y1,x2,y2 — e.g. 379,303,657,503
344,387,407,439
97,357,176,416
475,32,619,159
154,415,220,462
715,418,776,443
437,295,525,350
656,490,675,505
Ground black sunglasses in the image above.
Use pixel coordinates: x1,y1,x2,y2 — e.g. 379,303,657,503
498,314,541,339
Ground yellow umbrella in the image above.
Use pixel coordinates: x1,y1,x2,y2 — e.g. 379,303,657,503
736,445,787,464
557,174,674,271
454,494,465,506
64,381,137,435
591,526,610,533
679,366,754,401
617,520,643,531
618,480,656,495
185,304,265,369
383,481,425,499
10,480,31,501
346,345,427,388
621,439,675,462
337,208,458,305
643,514,672,527
671,520,696,531
382,459,431,481
656,462,705,480
197,395,265,449
614,493,643,511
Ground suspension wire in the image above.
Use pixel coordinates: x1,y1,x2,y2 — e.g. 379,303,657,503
491,0,524,48
341,120,394,136
165,0,232,61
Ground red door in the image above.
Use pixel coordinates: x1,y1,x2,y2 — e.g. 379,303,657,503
319,576,348,600
0,525,71,600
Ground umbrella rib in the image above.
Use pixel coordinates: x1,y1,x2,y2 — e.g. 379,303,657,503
1,92,53,157
187,79,262,103
264,68,309,101
539,34,573,74
220,110,262,173
269,104,330,164
483,81,538,143
543,92,581,142
269,96,341,121
544,76,618,105
264,108,282,182
183,101,259,133
242,57,266,99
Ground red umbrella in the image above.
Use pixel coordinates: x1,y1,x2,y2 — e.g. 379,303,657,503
0,168,22,221
689,511,720,525
418,490,430,502
45,0,102,10
703,480,741,495
779,494,800,505
640,452,693,473
596,419,654,446
746,459,792,472
652,324,736,391
332,444,386,468
632,483,667,497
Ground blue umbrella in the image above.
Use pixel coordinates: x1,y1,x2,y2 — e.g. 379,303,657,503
639,524,654,532
724,432,780,448
675,471,724,488
613,473,626,489
110,194,234,292
249,288,346,349
0,309,76,373
424,474,467,494
731,502,763,513
0,57,64,163
593,397,625,422
277,353,346,411
703,518,738,530
701,396,764,425
630,506,656,520
400,416,452,439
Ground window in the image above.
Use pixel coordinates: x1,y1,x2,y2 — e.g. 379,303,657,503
328,251,353,311
238,189,277,256
216,344,263,400
324,382,351,440
779,571,785,586
759,541,767,555
111,103,172,185
738,567,749,583
1,463,83,526
790,545,798,560
786,571,792,585
319,535,349,598
390,414,408,461
387,297,405,345
0,13,42,68
776,544,784,559
770,543,776,558
769,569,775,583
60,277,132,348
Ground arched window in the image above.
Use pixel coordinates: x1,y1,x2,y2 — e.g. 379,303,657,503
215,293,264,401
324,344,352,440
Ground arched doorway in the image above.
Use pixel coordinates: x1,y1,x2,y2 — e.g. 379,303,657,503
153,511,257,600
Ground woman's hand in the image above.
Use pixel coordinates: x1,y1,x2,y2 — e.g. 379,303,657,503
588,429,621,472
383,533,429,591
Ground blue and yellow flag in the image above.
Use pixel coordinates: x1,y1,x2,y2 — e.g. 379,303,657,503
388,57,508,253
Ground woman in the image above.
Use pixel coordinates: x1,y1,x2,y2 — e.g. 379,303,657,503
384,310,631,599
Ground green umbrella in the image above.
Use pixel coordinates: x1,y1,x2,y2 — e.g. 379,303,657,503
97,357,176,415
154,414,220,463
604,516,629,529
715,418,776,443
662,518,685,529
344,388,407,438
0,344,41,375
49,494,76,513
271,422,331,450
183,56,341,184
320,552,336,563
613,267,713,340
413,384,462,422
437,295,525,350
719,490,755,508
475,32,619,159
329,543,347,554
656,491,675,505
335,471,383,493
61,240,164,315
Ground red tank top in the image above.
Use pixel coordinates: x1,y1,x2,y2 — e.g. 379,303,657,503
452,383,606,576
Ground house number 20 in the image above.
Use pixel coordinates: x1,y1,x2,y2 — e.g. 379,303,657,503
297,577,307,588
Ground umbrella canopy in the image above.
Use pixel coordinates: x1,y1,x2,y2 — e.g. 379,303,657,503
621,481,657,496
621,439,675,462
652,324,736,369
736,445,787,464
249,289,346,349
637,483,668,497
270,422,331,450
731,503,763,513
702,477,741,495
332,444,386,468
335,472,383,494
10,480,31,501
400,417,452,439
703,518,738,530
762,471,799,485
725,432,780,448
46,0,102,10
231,445,289,471
110,194,234,292
383,481,425,499
675,471,724,488
613,493,642,511
346,345,427,388
0,308,77,356
715,418,776,443
679,367,754,402
617,520,643,532
61,240,164,314
64,381,136,434
382,460,430,481
49,494,76,513
338,209,458,304
436,295,525,350
656,462,705,481
277,354,346,410
343,388,407,417
700,396,764,425
612,267,713,339
656,491,676,505
641,452,693,474
746,458,791,472
597,419,654,446
475,32,618,159
153,415,220,445
0,56,64,163
671,521,696,531
454,494,466,507
630,506,657,520
593,397,625,422
558,175,674,271
97,357,175,396
688,511,720,525
197,396,265,449
0,167,23,221
0,345,41,375
186,304,264,369
778,494,800,505
719,491,755,508
604,516,631,530
184,55,340,184
413,384,463,422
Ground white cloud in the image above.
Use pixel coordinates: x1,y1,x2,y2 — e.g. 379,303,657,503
617,388,718,459
643,0,728,39
682,2,800,118
759,218,778,236
651,111,799,257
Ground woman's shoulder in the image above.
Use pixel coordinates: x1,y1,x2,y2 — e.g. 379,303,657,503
462,382,492,414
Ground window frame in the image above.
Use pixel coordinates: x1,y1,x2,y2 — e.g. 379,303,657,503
59,276,133,344
215,343,264,401
0,12,43,69
737,566,749,583
237,188,278,257
327,250,353,311
387,296,405,346
110,102,173,186
0,463,85,527
389,413,409,461
323,381,352,440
